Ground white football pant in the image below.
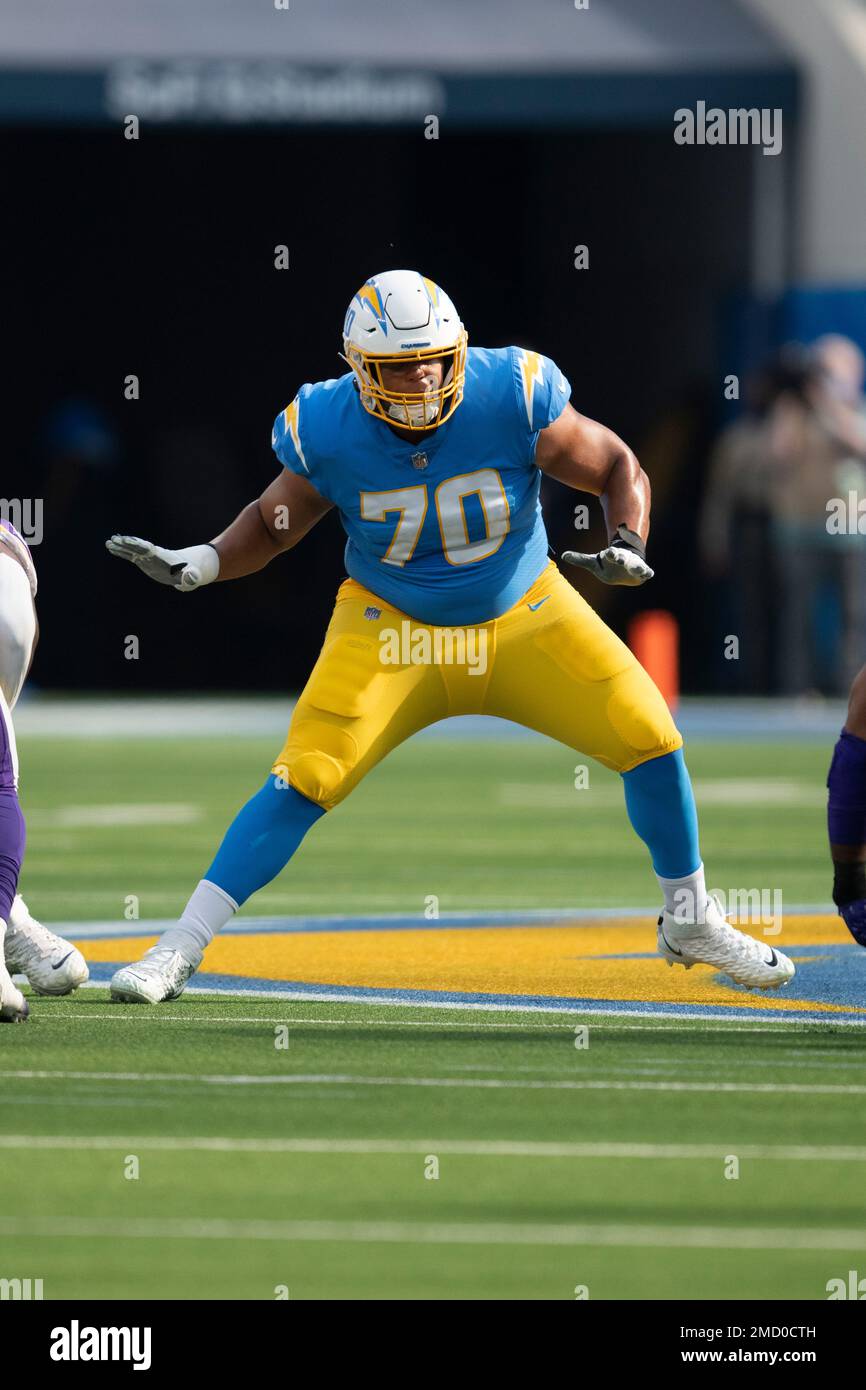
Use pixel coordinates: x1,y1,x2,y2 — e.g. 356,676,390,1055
0,553,37,711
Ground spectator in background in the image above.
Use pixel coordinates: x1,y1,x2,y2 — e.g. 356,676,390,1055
700,338,866,695
768,337,866,695
699,364,780,692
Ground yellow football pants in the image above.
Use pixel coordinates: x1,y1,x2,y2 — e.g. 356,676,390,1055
272,560,682,811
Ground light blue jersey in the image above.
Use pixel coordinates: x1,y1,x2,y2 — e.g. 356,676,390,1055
271,345,571,625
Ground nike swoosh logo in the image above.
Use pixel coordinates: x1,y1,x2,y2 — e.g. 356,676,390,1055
527,596,551,611
661,930,684,958
51,951,74,971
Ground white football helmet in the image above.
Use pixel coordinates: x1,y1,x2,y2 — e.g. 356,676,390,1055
341,270,467,430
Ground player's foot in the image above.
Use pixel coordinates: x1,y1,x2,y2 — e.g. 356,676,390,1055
0,923,28,1021
839,899,866,947
4,896,89,996
657,895,795,990
110,945,201,1003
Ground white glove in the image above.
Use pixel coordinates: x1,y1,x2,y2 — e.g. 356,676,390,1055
106,535,220,591
561,529,654,587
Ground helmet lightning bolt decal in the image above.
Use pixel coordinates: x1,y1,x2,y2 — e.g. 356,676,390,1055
421,275,442,327
355,281,389,334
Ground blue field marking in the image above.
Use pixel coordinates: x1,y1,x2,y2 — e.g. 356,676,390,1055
65,909,632,940
80,962,866,1025
63,906,840,941
71,909,864,1025
716,943,866,1008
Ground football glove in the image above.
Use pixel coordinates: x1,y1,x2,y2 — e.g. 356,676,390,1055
561,525,654,587
106,535,220,591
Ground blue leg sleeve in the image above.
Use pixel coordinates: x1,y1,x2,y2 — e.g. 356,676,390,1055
204,776,325,907
621,748,701,879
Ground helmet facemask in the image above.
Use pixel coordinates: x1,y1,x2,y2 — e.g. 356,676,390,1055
343,334,467,431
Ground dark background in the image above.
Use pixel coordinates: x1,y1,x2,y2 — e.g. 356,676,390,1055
5,124,752,692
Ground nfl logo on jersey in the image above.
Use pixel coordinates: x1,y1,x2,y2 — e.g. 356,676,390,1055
411,451,429,470
364,606,382,621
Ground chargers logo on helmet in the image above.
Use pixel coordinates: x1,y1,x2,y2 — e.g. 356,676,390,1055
341,270,467,430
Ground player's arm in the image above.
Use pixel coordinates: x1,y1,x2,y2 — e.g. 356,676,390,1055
535,402,654,586
106,470,332,591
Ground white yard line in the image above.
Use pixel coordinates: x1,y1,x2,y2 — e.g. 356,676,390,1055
499,779,823,809
65,980,866,1026
2,1134,866,1161
0,1213,863,1251
57,904,841,938
27,804,201,828
4,1069,866,1095
36,1014,866,1036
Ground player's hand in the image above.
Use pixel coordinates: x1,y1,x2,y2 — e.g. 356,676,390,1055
106,535,220,591
561,528,654,587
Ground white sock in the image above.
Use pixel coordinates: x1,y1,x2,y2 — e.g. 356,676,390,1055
158,880,238,962
657,863,708,928
8,895,27,930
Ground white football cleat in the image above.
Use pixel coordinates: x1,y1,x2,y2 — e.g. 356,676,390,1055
110,945,201,1003
0,922,28,1022
4,896,89,996
657,895,795,990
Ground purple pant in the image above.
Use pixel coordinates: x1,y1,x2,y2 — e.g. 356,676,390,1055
0,701,23,922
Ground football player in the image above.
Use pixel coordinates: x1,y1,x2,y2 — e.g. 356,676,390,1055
828,663,866,945
0,520,89,1021
106,269,794,1002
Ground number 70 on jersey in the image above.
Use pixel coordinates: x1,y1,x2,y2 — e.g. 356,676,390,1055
361,467,510,568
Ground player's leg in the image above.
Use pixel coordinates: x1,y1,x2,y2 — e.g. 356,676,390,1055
0,553,88,994
111,581,450,1001
0,551,36,711
0,813,28,1022
0,691,28,1020
484,562,794,988
827,663,866,945
0,552,88,993
0,550,37,712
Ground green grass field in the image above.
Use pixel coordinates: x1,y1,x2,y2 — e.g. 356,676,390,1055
2,723,864,1301
17,732,834,918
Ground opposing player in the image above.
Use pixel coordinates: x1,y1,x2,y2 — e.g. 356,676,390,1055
0,520,89,1021
106,270,794,1002
827,665,866,945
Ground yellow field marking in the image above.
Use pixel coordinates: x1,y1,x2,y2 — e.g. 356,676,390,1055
73,916,861,1015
